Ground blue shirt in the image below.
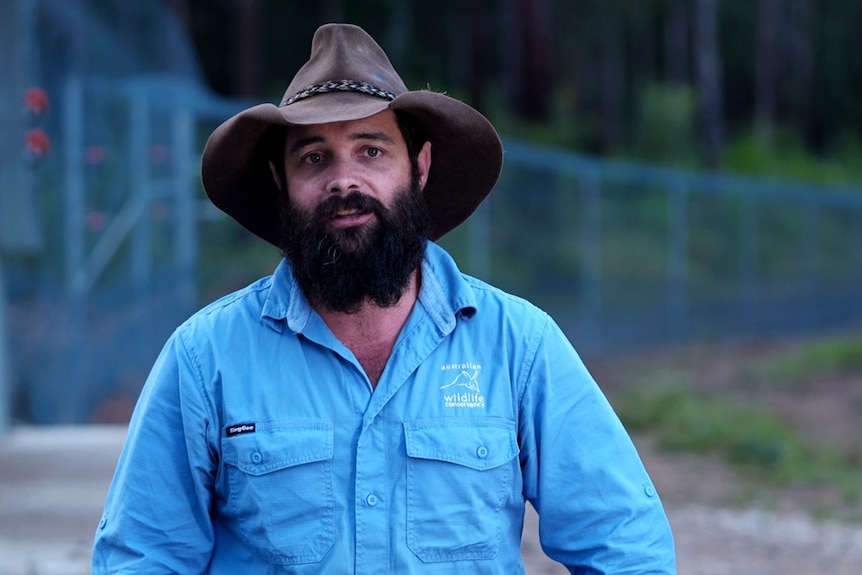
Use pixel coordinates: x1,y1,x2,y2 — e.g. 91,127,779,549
92,242,676,574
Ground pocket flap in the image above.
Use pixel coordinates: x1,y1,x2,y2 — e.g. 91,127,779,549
222,421,333,476
404,417,518,471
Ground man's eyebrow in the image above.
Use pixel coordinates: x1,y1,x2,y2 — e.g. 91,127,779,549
350,131,397,145
287,131,397,156
288,135,324,156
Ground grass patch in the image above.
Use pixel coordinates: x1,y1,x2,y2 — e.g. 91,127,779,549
614,385,862,500
739,335,862,388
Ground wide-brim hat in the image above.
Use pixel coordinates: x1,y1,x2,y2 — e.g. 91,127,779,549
201,23,503,245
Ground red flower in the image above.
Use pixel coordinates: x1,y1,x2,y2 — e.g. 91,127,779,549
25,129,51,157
24,87,50,116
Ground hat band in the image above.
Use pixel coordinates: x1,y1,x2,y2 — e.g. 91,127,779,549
281,79,396,106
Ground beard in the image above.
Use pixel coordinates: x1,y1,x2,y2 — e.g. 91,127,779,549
278,178,431,314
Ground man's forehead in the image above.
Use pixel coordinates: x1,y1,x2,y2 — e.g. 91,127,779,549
284,110,401,147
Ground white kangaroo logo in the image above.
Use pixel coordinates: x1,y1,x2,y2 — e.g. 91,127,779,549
440,370,480,393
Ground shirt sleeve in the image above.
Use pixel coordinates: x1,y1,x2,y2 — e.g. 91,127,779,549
92,328,218,574
518,316,677,574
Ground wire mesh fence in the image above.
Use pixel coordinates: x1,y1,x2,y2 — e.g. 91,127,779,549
440,140,862,356
5,0,862,425
4,75,862,424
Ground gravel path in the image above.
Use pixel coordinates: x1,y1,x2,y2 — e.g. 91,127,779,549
671,505,862,574
522,502,862,574
522,434,862,574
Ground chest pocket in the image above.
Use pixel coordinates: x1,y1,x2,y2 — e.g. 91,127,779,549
221,421,334,565
404,417,519,562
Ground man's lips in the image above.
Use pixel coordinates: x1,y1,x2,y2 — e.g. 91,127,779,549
329,208,373,228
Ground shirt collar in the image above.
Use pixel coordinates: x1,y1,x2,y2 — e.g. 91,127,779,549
260,259,312,333
418,242,477,335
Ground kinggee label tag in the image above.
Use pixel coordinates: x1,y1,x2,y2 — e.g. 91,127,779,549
225,423,256,437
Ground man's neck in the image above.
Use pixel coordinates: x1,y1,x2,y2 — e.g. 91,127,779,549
315,271,420,387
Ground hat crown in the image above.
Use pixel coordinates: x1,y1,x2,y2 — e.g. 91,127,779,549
282,24,408,107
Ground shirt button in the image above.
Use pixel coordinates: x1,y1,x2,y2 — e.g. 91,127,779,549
366,494,379,506
644,483,656,497
250,451,263,464
476,446,489,458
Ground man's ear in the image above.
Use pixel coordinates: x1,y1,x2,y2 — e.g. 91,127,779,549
269,161,283,191
417,141,431,189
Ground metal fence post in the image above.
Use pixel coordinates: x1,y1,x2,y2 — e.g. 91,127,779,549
64,76,86,298
0,260,10,432
467,200,491,281
667,178,689,340
63,75,87,422
801,200,821,329
739,196,760,332
128,83,151,291
578,170,603,348
173,83,197,316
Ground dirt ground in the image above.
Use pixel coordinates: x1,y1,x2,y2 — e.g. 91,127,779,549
578,332,862,574
589,333,862,518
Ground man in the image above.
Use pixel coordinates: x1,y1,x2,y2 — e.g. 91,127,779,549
92,23,676,574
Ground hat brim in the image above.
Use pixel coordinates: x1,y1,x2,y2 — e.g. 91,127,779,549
201,91,503,245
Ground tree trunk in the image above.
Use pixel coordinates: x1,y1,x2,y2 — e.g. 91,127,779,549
600,5,625,152
664,0,690,85
629,1,656,91
786,0,815,146
322,0,344,22
754,0,780,144
506,0,554,122
164,0,189,24
232,0,264,97
694,0,723,169
466,0,488,113
387,0,412,69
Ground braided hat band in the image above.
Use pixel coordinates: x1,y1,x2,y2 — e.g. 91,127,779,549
281,80,396,107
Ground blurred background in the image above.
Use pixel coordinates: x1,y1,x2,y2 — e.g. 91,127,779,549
3,2,862,572
1,0,861,431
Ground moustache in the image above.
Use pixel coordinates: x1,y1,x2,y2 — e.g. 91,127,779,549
314,191,387,221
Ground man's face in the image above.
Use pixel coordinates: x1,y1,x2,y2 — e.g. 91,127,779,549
276,111,433,313
281,110,430,235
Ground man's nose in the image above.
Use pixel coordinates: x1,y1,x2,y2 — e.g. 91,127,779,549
325,158,361,194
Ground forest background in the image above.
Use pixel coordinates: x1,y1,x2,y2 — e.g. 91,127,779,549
166,0,862,183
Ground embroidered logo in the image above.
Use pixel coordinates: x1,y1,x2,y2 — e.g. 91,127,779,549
440,362,485,408
226,423,256,437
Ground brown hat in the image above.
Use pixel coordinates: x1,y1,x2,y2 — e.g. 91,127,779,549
201,23,503,245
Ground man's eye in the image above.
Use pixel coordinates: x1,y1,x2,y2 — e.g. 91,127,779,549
304,152,324,164
365,147,381,158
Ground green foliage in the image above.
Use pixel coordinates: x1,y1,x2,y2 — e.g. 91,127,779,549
617,386,800,469
723,129,862,184
615,385,862,497
486,86,588,151
631,83,698,165
741,335,862,388
787,338,862,374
